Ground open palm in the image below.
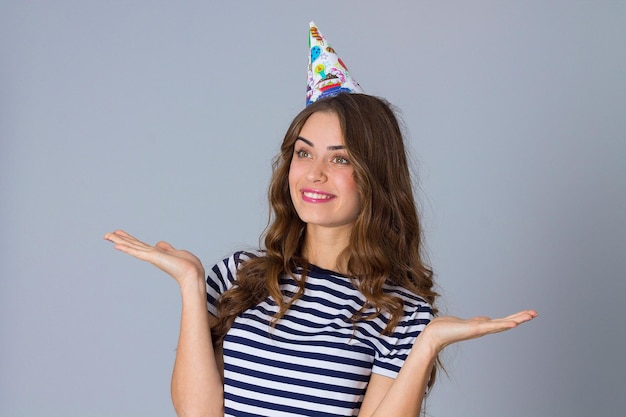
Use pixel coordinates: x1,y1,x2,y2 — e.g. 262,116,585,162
424,310,538,352
104,230,205,286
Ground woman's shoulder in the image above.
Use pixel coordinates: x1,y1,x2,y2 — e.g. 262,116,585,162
207,249,264,277
383,282,434,318
230,249,264,266
206,249,265,293
383,282,430,304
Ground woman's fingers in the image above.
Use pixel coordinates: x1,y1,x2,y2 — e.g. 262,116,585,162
104,229,135,243
104,230,141,246
504,309,538,323
472,310,537,334
106,231,177,256
104,230,162,261
470,310,537,326
484,310,537,331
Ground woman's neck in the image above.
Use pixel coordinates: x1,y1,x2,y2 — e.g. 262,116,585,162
302,224,351,273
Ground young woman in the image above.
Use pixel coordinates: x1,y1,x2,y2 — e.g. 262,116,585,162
105,93,536,417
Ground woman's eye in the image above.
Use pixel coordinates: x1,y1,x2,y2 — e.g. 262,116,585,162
295,149,311,158
332,155,349,165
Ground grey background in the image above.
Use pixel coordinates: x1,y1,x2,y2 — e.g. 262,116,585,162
1,1,625,416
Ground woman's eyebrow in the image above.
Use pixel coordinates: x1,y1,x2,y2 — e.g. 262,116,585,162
296,136,314,147
296,137,346,150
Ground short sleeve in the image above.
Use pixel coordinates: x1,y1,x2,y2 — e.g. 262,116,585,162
371,301,434,379
205,250,259,316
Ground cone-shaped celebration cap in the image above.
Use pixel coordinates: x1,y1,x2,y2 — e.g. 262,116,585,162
306,21,364,106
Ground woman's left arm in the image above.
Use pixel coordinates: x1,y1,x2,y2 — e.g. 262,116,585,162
358,310,538,417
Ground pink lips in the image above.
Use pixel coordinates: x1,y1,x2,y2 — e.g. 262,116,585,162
300,188,336,203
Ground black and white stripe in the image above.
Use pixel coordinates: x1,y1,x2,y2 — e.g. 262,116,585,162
206,251,433,417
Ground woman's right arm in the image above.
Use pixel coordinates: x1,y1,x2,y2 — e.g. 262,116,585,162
171,274,224,417
104,230,223,417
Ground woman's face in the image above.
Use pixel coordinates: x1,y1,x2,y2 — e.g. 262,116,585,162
288,111,361,232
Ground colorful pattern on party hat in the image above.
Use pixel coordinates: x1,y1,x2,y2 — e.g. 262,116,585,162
306,21,364,106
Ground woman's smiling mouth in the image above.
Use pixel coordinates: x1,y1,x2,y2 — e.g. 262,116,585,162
301,188,336,203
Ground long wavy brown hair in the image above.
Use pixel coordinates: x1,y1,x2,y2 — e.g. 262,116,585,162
212,93,439,383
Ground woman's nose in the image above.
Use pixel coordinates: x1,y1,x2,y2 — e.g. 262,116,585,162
306,159,327,183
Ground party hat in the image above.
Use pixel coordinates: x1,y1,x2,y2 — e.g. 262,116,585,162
306,21,364,106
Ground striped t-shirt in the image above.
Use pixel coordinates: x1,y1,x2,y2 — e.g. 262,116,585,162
206,251,433,417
